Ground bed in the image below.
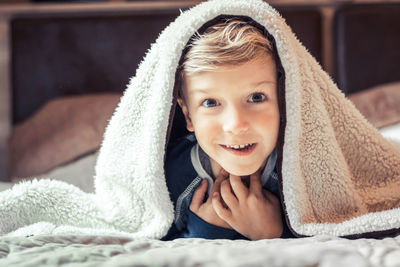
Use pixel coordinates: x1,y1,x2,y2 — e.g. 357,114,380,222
1,234,400,266
0,1,400,266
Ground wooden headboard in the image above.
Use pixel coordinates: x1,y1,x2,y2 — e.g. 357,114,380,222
333,3,400,94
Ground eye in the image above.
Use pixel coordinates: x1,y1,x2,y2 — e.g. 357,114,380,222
248,92,266,103
201,99,219,108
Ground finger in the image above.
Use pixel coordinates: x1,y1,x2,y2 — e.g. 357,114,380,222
220,179,238,209
229,174,248,200
210,168,229,197
215,168,229,183
262,188,279,204
249,170,263,195
218,168,229,178
212,191,232,222
189,179,208,211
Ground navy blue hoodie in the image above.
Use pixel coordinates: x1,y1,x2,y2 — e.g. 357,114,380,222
162,134,295,240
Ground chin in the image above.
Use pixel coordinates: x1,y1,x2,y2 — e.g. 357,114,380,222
225,166,258,177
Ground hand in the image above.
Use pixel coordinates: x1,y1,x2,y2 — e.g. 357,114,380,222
190,169,232,229
212,171,283,240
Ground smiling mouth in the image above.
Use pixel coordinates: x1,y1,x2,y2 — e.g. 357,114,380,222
220,143,257,155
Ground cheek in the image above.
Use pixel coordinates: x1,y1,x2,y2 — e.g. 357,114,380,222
192,115,221,141
255,110,280,136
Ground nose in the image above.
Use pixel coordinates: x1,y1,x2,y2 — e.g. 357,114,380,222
222,105,249,135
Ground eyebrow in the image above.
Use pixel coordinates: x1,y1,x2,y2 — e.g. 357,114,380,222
189,80,276,95
253,80,276,87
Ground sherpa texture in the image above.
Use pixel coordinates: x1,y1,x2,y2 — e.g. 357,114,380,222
1,0,399,239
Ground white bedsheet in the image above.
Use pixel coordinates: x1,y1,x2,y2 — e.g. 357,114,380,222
380,123,400,142
1,234,400,266
1,151,97,193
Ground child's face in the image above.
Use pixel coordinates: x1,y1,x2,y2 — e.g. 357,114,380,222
178,55,279,176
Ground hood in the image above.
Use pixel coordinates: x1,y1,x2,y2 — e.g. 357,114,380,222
0,0,399,239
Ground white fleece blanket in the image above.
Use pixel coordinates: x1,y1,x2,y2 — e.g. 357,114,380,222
1,0,399,240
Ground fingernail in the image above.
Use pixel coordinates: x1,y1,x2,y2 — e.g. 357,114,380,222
213,192,218,198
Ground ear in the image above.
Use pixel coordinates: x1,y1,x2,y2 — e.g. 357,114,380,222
177,98,194,132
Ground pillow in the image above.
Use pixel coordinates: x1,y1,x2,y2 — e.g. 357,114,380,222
30,150,99,193
348,81,400,129
8,93,121,180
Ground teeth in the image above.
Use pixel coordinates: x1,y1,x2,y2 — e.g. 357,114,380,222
226,143,253,149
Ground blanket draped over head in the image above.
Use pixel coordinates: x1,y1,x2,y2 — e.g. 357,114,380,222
1,0,400,239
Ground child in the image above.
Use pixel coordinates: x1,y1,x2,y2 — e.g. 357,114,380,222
163,19,294,240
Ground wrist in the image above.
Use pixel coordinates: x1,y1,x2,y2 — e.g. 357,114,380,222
248,224,283,240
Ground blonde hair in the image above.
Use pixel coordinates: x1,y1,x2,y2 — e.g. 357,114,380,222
181,18,274,77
